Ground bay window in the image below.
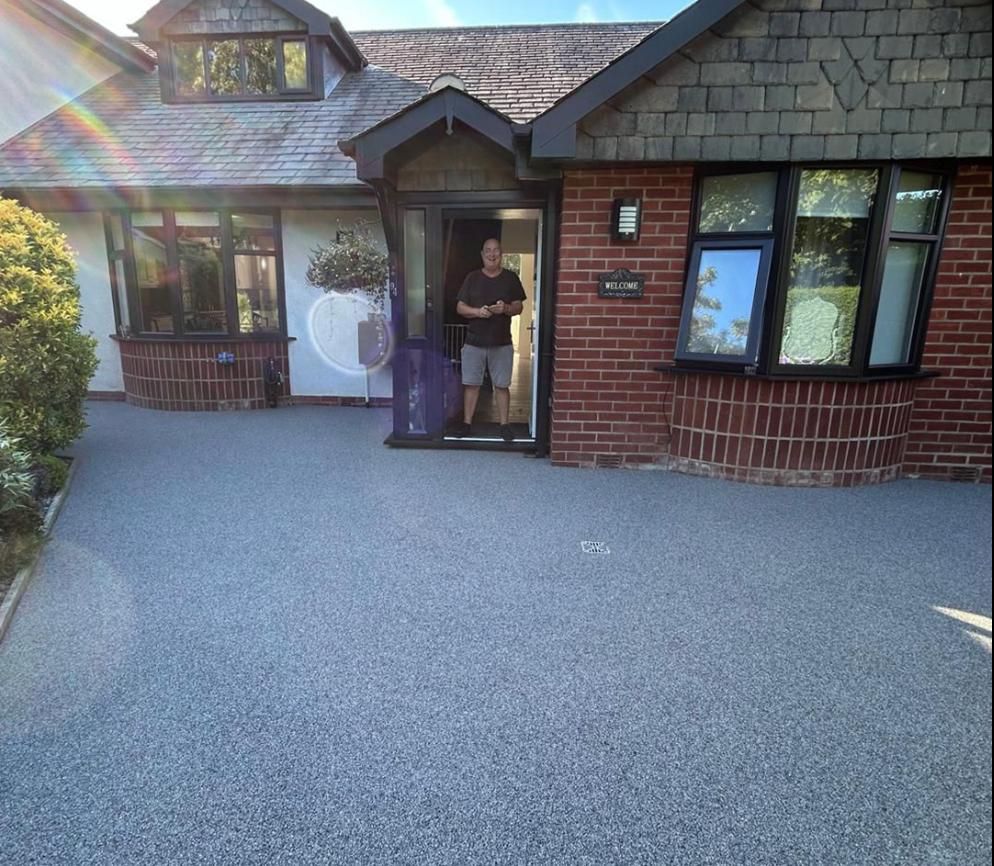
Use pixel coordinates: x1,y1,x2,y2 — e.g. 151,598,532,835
105,210,285,339
676,163,951,376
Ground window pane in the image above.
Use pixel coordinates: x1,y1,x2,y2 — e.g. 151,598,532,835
172,42,205,96
235,254,279,332
404,210,426,338
232,213,275,251
779,169,879,366
892,171,943,234
131,212,173,333
682,248,762,357
245,39,278,95
698,172,777,233
176,212,225,333
405,348,427,434
282,40,308,89
114,259,130,330
107,214,126,252
208,39,241,96
870,242,929,366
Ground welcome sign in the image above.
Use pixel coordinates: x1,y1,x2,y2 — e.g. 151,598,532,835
598,268,646,298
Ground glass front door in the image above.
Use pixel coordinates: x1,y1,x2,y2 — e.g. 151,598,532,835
392,207,443,438
391,203,543,444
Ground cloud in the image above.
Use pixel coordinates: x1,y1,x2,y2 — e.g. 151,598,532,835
426,0,462,27
574,2,598,23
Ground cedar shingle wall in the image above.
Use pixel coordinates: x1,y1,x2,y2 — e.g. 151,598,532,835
163,0,306,35
903,162,992,481
395,133,518,192
578,0,992,162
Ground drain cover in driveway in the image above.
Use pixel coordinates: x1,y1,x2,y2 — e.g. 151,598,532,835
581,541,610,554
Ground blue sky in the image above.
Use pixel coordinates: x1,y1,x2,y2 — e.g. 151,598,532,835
72,0,693,35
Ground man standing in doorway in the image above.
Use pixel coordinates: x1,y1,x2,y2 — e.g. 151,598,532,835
454,237,526,441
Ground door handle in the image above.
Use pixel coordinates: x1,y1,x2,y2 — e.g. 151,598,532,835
426,287,433,312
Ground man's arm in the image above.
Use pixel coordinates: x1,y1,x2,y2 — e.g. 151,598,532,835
457,301,491,318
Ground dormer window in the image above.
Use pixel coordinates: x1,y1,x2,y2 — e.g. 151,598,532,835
133,0,366,105
169,35,311,100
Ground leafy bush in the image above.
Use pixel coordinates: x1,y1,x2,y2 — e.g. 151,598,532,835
306,223,389,311
35,453,69,497
0,423,39,541
0,196,98,455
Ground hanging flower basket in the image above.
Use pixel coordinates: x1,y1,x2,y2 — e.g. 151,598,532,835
306,223,389,312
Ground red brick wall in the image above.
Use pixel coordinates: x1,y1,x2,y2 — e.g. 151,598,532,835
903,163,992,482
552,167,692,466
552,162,992,484
669,375,915,487
118,339,289,411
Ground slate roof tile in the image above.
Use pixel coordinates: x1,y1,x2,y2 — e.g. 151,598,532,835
0,21,659,190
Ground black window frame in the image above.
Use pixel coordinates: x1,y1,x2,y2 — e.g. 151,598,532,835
166,34,314,102
279,38,311,93
103,213,130,334
679,161,954,379
104,208,287,340
675,237,774,367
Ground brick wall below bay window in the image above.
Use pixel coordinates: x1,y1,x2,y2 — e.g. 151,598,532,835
551,166,692,467
903,163,992,483
119,339,290,411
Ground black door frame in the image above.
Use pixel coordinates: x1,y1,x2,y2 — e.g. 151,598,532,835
389,188,557,454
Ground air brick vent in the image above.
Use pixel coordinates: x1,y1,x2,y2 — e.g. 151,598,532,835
949,466,981,483
595,453,624,469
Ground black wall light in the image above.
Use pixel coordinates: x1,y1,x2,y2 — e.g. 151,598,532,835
611,197,642,242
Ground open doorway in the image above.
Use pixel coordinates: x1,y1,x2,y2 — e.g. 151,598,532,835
440,210,540,442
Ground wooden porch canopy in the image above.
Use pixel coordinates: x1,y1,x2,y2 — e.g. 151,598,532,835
338,86,522,184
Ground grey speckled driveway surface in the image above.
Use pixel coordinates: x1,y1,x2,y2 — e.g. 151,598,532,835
1,402,991,865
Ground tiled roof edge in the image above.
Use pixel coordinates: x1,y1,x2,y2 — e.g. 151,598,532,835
350,20,664,37
18,0,155,72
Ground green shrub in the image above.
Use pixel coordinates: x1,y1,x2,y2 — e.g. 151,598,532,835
36,453,69,496
0,196,98,455
0,423,39,542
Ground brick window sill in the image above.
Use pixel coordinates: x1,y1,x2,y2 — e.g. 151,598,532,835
111,334,296,344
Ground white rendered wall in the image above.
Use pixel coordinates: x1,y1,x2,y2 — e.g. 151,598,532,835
281,209,392,399
49,211,123,392
0,3,123,144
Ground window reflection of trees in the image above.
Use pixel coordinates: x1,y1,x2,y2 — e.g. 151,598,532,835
781,169,878,366
698,172,777,234
689,263,750,356
207,40,241,96
245,40,278,95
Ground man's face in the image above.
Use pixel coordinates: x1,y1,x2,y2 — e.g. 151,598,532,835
481,240,502,269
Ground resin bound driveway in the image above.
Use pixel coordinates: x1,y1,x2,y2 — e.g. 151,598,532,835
1,402,991,865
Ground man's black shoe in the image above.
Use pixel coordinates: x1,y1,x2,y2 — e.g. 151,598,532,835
451,420,471,437
500,424,515,442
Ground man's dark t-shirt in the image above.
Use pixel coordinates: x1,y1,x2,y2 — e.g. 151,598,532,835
457,269,527,347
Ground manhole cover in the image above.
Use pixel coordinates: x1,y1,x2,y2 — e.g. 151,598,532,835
581,541,610,554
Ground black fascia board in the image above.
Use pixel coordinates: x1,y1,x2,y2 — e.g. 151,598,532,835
340,88,516,181
328,17,367,69
529,0,744,158
19,0,155,73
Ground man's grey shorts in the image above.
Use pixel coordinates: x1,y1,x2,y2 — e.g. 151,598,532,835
461,343,514,388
